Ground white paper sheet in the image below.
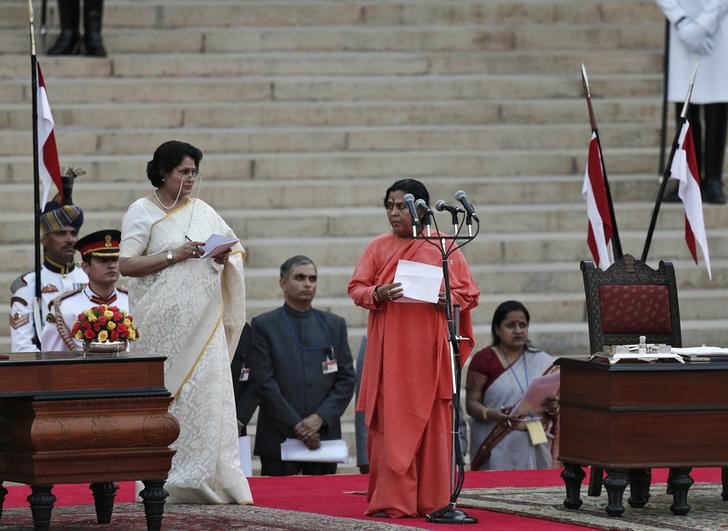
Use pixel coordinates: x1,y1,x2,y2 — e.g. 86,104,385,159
280,438,349,463
200,233,238,259
512,371,560,416
671,346,728,356
238,435,252,476
393,259,443,303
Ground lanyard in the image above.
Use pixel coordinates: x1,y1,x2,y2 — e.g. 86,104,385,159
508,354,530,397
282,308,334,355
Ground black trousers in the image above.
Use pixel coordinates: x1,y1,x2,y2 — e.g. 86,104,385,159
260,458,337,477
675,102,728,183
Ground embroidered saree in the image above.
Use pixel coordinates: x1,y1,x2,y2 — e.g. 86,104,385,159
120,197,252,504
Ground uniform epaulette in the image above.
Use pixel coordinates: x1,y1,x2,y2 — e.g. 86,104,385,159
57,287,84,302
117,286,128,294
10,271,31,293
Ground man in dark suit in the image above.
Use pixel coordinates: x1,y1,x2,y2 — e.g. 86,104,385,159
250,255,355,476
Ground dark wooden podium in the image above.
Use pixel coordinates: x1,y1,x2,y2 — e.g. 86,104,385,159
0,352,179,531
557,357,728,516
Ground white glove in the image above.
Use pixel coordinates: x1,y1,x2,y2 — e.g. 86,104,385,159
676,19,714,55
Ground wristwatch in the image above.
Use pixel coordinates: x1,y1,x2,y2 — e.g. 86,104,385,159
166,249,175,266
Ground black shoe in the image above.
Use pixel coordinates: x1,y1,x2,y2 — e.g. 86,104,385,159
83,31,107,57
702,180,726,205
47,30,81,55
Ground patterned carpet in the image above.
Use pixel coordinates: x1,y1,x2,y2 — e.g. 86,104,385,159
0,503,420,531
458,482,728,531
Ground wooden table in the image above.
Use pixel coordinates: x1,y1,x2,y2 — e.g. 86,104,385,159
0,352,179,531
557,357,728,516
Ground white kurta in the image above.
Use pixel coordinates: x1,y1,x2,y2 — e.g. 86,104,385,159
121,197,251,504
656,0,728,102
39,287,129,352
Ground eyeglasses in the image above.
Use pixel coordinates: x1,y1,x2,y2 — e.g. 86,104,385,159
177,168,200,179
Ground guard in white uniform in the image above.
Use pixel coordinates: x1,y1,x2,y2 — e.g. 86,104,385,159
41,229,128,352
10,202,87,352
656,0,728,203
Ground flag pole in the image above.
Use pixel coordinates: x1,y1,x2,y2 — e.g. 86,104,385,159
658,18,670,178
581,64,623,259
641,63,699,263
29,0,43,342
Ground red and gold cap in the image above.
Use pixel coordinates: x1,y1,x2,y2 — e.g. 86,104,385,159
75,229,121,258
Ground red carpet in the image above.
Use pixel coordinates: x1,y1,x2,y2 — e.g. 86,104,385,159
4,468,723,530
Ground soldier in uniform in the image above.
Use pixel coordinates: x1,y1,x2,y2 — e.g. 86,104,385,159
10,202,87,352
40,229,127,352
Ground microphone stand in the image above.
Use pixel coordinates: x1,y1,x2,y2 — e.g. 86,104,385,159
418,207,478,524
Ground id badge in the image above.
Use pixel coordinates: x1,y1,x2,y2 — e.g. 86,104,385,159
239,367,251,382
322,359,338,374
526,419,548,445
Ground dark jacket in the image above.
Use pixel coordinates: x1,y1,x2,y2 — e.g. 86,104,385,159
250,305,355,459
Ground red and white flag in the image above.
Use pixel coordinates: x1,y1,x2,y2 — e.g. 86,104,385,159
36,61,63,208
582,132,613,269
671,120,711,279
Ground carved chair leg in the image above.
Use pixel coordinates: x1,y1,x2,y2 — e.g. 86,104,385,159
90,481,119,524
668,467,693,516
140,479,169,531
588,466,603,496
28,484,56,531
0,481,7,521
561,463,586,509
627,468,651,508
603,468,628,517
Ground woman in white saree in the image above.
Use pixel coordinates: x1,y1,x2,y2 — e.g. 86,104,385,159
466,300,559,471
119,141,252,504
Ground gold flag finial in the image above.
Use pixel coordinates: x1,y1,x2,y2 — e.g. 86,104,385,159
28,0,36,56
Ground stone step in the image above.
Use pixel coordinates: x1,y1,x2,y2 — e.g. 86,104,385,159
0,258,721,306
1,1,664,31
0,123,662,157
3,288,727,339
1,25,664,55
0,148,667,184
0,98,663,130
1,51,665,80
0,175,663,213
0,223,723,274
0,71,662,108
1,199,725,242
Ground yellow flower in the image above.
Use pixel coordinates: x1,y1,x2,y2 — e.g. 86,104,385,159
97,330,109,341
128,329,137,340
88,314,97,323
107,321,116,330
75,331,83,340
123,319,131,327
104,310,114,319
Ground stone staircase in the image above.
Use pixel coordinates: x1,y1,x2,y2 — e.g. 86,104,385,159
2,0,728,471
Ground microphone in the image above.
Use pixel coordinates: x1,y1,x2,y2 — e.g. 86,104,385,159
434,200,463,215
454,190,479,223
415,198,432,235
403,193,420,236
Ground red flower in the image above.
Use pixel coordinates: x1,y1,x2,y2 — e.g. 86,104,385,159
110,330,120,341
83,321,92,329
84,329,96,340
98,315,107,325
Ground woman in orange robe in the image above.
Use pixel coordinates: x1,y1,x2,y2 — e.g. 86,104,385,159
348,179,479,518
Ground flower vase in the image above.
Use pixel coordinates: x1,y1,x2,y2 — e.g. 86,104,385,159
83,340,127,355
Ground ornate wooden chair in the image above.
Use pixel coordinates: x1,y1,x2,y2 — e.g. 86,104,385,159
580,254,682,502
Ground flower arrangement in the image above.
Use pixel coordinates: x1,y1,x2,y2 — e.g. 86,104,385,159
72,305,139,343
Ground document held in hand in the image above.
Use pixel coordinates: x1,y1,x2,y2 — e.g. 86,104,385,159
512,370,560,417
393,259,443,303
280,438,349,463
200,233,238,259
